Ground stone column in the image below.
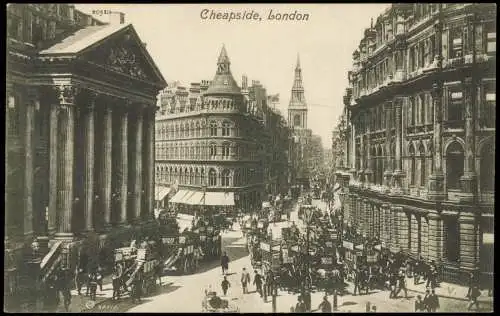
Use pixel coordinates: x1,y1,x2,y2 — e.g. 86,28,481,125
392,98,404,194
23,91,36,238
459,212,479,272
117,107,129,225
82,92,96,232
101,105,113,230
427,212,443,262
146,106,156,221
363,199,370,237
55,85,77,239
48,101,59,236
410,213,419,255
389,206,399,250
364,113,373,184
350,120,356,176
381,204,389,246
421,216,429,260
395,207,408,252
383,101,393,189
459,78,477,202
133,108,143,222
356,196,364,233
427,18,446,201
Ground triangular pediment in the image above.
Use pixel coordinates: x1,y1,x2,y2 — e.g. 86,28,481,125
78,25,166,86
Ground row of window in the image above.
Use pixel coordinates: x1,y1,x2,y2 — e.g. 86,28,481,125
155,142,259,161
351,22,496,98
353,140,495,192
155,166,263,187
155,119,236,140
161,95,241,115
351,82,496,134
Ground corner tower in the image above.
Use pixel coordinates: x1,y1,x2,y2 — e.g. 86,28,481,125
288,54,308,129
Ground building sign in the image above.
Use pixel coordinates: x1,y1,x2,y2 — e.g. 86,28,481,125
343,241,354,250
260,242,271,252
321,257,333,265
367,254,378,263
179,236,186,244
162,237,176,245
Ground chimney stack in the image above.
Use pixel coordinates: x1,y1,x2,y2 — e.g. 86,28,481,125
110,11,125,24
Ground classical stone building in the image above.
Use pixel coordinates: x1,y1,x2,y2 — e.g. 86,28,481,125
154,46,270,212
5,3,166,297
338,3,495,285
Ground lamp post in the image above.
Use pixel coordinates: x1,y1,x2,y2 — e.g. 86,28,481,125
302,206,314,312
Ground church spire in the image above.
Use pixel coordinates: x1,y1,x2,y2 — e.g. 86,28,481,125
296,53,301,70
206,45,241,95
288,53,307,129
218,44,230,65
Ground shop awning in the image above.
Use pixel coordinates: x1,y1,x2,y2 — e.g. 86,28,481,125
155,186,171,201
177,191,193,204
185,191,204,205
169,190,189,203
202,192,235,206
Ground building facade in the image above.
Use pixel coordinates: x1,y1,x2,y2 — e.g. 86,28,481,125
338,3,495,285
5,4,166,301
154,46,270,212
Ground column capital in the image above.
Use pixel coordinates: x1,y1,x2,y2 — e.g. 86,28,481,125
55,85,80,106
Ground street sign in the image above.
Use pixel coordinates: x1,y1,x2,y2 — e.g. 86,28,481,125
260,242,271,252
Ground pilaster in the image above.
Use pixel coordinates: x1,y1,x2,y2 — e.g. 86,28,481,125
459,212,479,272
383,101,393,190
396,207,408,252
410,213,418,255
427,211,443,263
101,105,113,231
133,107,143,223
117,105,129,225
23,90,36,238
391,97,405,195
48,102,59,236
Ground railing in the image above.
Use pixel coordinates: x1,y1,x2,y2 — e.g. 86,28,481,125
40,241,63,283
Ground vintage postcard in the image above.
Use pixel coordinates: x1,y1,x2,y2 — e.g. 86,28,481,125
5,3,495,313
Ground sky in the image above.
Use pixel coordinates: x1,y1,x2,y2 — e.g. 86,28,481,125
76,3,390,148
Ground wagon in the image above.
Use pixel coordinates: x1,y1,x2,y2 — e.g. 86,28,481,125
201,291,239,313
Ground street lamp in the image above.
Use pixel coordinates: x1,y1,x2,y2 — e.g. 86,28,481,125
302,206,315,312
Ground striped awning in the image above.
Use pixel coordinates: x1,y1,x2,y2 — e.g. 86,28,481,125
169,190,189,203
185,191,204,205
155,186,171,201
179,191,195,204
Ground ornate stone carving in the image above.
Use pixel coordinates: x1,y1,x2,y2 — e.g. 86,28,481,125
107,45,148,80
55,85,79,106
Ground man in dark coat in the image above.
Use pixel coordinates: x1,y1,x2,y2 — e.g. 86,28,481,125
221,252,230,275
253,270,263,297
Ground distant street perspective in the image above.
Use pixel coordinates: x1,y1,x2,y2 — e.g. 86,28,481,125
5,3,495,314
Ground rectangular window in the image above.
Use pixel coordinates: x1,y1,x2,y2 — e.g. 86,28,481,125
450,28,463,58
448,91,464,122
482,83,496,128
486,29,496,53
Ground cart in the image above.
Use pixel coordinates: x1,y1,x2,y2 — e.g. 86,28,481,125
201,290,240,313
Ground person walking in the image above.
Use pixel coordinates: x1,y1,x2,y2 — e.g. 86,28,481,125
318,295,332,313
428,289,440,312
131,271,143,304
75,267,86,296
221,276,231,296
467,285,481,311
466,270,479,298
423,289,431,312
58,268,72,312
396,270,408,299
295,296,307,313
221,252,230,275
414,295,425,312
254,270,263,297
96,266,103,292
111,266,121,300
241,268,251,294
353,269,361,296
389,273,398,299
88,272,98,301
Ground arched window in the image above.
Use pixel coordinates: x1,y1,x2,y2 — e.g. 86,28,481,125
195,143,200,158
409,144,416,186
209,121,217,136
293,114,301,127
221,169,231,187
222,121,231,136
184,168,188,184
201,169,205,186
234,170,240,186
222,142,230,159
196,121,201,137
371,147,377,184
195,168,200,185
190,168,194,184
209,143,217,158
480,142,495,192
446,142,464,190
179,168,184,184
419,143,426,187
209,169,217,186
355,146,361,171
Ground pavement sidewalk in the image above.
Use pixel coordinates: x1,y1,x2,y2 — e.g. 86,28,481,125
405,276,493,303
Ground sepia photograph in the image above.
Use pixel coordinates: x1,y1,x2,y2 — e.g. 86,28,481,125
5,3,495,313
